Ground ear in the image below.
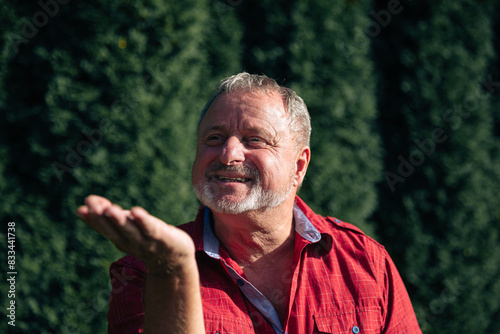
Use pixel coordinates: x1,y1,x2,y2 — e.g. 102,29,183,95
293,146,311,188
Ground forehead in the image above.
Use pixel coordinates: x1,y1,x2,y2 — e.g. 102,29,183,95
199,91,288,132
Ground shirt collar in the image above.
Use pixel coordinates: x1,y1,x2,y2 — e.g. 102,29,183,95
202,203,322,258
202,208,221,259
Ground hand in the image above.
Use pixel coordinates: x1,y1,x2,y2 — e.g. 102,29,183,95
77,195,196,277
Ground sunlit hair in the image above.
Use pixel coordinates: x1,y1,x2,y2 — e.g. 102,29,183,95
198,72,311,149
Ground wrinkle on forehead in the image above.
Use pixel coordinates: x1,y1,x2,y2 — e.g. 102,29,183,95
199,91,289,142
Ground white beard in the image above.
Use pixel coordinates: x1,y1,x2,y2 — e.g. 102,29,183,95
193,163,295,214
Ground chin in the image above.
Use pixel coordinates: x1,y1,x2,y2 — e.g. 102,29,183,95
193,182,292,215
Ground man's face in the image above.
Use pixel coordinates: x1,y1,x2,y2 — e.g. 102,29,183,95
192,90,304,214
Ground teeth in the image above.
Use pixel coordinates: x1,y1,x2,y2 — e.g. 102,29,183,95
217,176,249,182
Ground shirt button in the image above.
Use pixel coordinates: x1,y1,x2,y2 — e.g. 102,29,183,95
352,326,360,333
236,279,244,286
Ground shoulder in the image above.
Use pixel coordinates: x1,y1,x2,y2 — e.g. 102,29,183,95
320,215,388,265
324,216,384,251
295,196,387,259
298,200,394,295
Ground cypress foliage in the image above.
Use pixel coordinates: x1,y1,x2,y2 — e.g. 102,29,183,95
484,4,500,331
371,0,500,332
288,0,382,235
0,0,242,332
235,0,295,79
206,0,244,79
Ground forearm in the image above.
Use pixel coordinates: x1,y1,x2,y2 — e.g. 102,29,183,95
77,196,205,332
143,259,205,334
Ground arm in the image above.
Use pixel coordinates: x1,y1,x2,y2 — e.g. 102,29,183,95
382,250,422,334
77,195,204,334
144,259,203,332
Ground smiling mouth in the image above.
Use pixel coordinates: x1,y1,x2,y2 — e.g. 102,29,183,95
214,175,252,183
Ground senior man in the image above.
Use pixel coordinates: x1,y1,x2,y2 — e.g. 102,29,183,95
77,73,421,333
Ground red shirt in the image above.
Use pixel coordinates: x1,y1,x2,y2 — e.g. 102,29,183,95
107,197,421,333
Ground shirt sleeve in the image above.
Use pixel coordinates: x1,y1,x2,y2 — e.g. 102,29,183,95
381,250,422,333
107,256,147,334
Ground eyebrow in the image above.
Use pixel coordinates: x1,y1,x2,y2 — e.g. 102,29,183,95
201,123,274,138
201,124,229,134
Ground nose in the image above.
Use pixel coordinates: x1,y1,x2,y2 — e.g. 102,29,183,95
220,136,245,165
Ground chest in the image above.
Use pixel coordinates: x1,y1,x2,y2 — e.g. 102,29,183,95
199,254,384,334
246,270,290,320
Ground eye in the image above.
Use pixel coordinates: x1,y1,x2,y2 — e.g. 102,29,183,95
206,134,225,145
246,137,267,146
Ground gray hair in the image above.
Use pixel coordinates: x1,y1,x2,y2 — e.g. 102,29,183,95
198,72,311,149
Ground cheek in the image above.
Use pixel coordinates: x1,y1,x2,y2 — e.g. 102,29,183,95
192,148,220,180
254,154,292,183
192,154,208,182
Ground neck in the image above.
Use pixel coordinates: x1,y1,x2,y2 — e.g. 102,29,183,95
212,196,296,267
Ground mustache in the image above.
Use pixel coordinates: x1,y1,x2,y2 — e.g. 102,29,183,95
205,162,259,179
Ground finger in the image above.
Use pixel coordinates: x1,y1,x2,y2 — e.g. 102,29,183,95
77,198,147,255
104,205,144,245
85,199,120,235
85,195,112,215
76,205,90,221
81,207,123,241
128,206,167,239
82,211,141,255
